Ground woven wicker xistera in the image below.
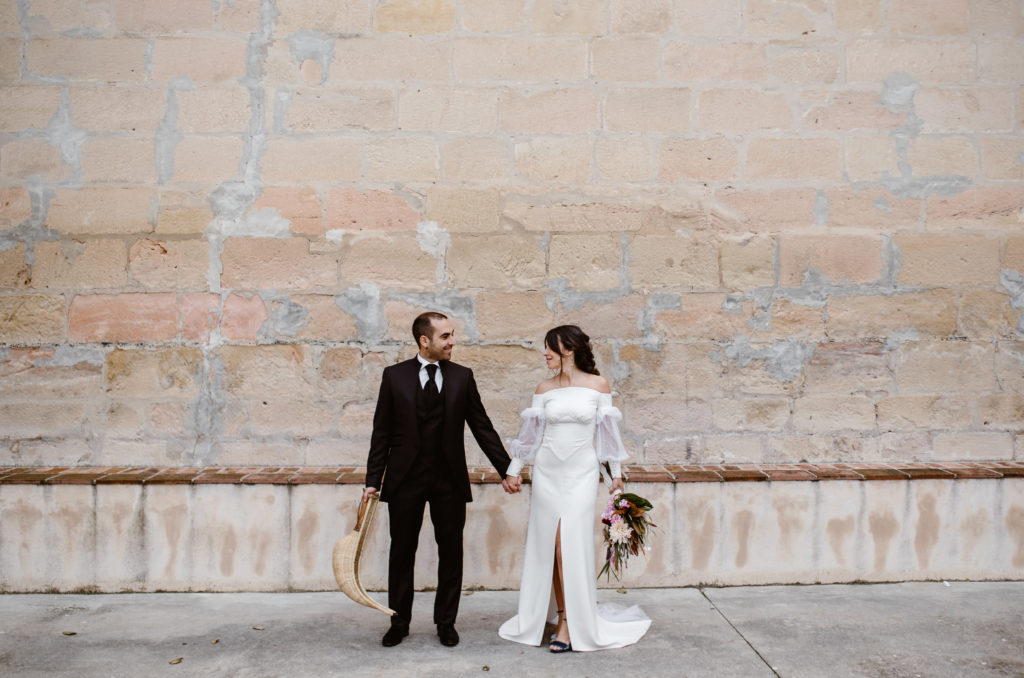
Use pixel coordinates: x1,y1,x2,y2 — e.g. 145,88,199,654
332,493,395,616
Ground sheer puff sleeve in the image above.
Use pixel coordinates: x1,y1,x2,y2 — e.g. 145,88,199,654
596,393,628,479
506,394,544,477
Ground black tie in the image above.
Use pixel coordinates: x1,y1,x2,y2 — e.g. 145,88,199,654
425,364,440,403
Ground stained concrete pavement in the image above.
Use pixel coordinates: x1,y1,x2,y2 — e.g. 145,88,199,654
1,582,1022,677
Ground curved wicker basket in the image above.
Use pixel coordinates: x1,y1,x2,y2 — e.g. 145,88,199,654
332,493,395,616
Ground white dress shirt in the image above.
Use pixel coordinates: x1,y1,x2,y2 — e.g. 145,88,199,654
416,353,443,392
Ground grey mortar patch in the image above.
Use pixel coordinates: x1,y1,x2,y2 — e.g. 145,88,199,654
273,88,292,133
416,221,450,285
46,88,87,182
35,344,106,367
287,30,335,85
721,295,744,315
813,190,828,225
390,290,478,342
0,183,59,263
187,350,227,465
637,293,682,350
717,333,817,383
155,81,188,184
544,232,632,312
269,298,310,338
608,342,631,383
879,72,970,199
1001,269,1024,310
144,40,154,79
873,196,892,213
336,282,388,344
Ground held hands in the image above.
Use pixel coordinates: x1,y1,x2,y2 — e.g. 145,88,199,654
502,475,522,494
610,477,625,495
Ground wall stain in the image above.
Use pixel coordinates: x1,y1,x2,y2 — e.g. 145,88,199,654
220,526,236,577
735,510,754,569
914,493,939,569
826,516,854,565
960,508,989,559
296,508,318,574
1007,506,1024,567
773,496,807,556
869,511,898,571
688,504,714,571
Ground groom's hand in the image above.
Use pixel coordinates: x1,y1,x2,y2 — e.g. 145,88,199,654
362,487,378,501
501,475,521,494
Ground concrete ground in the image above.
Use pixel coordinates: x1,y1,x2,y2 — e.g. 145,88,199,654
1,582,1022,678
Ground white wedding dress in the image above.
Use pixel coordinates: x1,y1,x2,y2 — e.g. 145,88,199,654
498,387,651,651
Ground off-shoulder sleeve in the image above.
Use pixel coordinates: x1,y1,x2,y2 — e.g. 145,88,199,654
595,393,628,478
506,394,545,477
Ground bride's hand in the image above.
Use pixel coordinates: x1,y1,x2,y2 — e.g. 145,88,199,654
610,478,624,494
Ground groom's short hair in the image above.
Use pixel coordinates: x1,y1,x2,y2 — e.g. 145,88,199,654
412,312,448,343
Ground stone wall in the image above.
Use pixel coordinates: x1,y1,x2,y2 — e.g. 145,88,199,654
1,1,1023,472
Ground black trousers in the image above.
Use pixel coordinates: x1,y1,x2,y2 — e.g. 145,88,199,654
386,469,466,626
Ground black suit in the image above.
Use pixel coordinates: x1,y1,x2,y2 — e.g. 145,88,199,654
365,357,511,626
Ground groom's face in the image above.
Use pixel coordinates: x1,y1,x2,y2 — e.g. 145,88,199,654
420,318,455,362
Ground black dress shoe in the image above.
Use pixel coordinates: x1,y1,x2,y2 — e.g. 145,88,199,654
382,624,408,647
437,623,459,647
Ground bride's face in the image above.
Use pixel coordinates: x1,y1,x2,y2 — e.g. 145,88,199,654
542,340,572,372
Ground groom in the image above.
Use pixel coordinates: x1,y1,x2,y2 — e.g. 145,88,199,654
362,312,520,648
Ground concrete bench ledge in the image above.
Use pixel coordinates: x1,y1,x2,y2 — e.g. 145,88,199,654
1,461,1022,486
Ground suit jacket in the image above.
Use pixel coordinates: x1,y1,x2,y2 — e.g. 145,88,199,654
364,358,511,503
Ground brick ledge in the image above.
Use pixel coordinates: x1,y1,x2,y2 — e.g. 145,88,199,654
0,462,1021,485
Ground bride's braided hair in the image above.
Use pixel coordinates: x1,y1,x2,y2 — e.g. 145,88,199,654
544,325,600,376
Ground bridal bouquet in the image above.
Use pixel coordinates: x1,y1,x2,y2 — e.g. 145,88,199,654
598,491,656,581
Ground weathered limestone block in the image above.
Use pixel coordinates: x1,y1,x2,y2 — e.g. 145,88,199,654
876,395,973,431
844,135,902,182
318,347,387,401
500,88,599,134
629,234,719,289
606,88,691,133
827,291,957,340
803,91,904,131
0,402,87,439
0,187,32,227
659,137,739,181
0,245,27,287
747,138,843,181
447,234,545,288
285,295,358,342
68,85,166,133
254,187,322,235
825,187,920,229
846,39,975,83
979,37,1024,82
976,394,1024,431
1,140,70,181
893,341,996,394
933,432,1014,460
514,136,592,184
556,295,645,341
176,86,252,133
751,298,827,342
906,135,978,177
326,188,419,233
286,89,396,132
0,86,62,131
504,200,643,233
181,293,218,342
173,137,245,184
332,36,450,82
225,400,339,437
981,136,1024,180
399,87,498,133
915,88,1015,133
995,342,1024,394
221,238,339,291
697,89,790,131
220,345,314,398
623,395,713,435
958,290,1017,338
31,240,128,290
367,136,440,182
475,291,554,342
745,0,822,36
274,0,369,33
207,441,307,467
834,0,883,33
894,234,1001,287
343,234,438,289
793,395,876,433
548,234,621,291
128,239,209,290
0,348,103,399
424,187,501,233
664,42,768,82
595,136,652,181
592,37,659,82
106,347,202,400
26,38,148,82
703,434,763,463
889,0,969,35
712,397,791,432
443,136,511,182
712,188,817,231
608,0,670,33
220,293,268,342
80,137,156,183
156,191,214,235
675,0,742,36
802,342,892,394
0,295,66,344
69,293,178,342
373,0,455,34
772,48,840,84
926,186,1024,230
261,138,361,183
651,293,751,342
151,37,247,83
454,38,586,84
617,343,716,396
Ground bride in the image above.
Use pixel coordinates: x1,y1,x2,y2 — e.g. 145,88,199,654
498,325,651,652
